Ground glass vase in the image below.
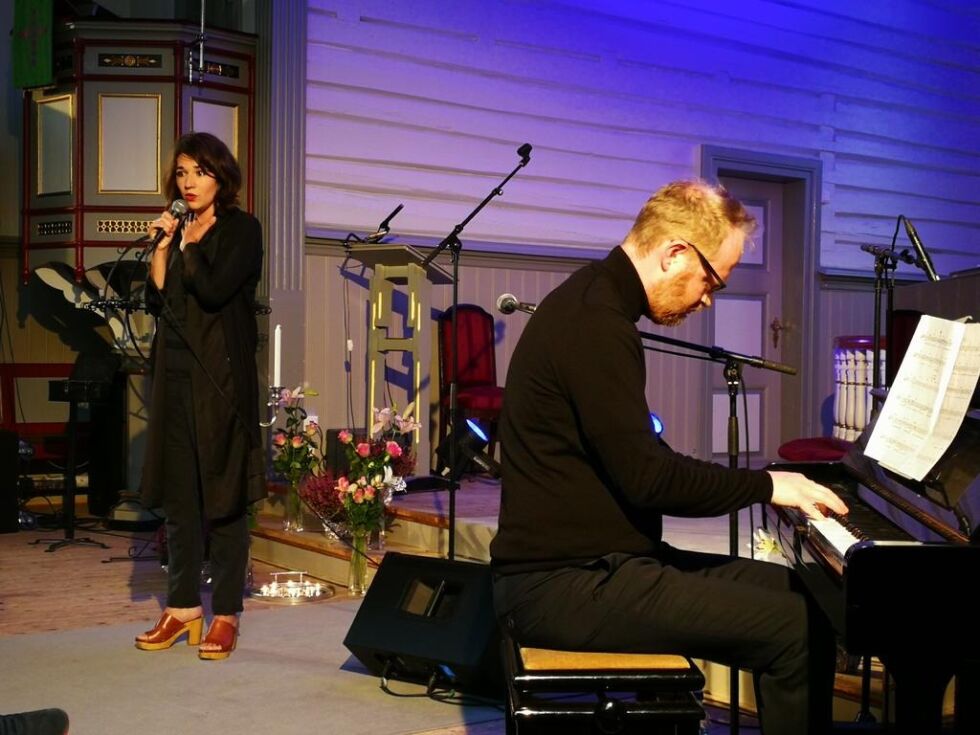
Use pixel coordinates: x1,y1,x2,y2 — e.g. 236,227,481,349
321,519,340,542
283,477,304,533
369,483,394,550
347,528,370,596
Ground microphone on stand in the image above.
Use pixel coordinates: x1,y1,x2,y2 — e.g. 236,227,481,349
364,203,404,243
860,243,917,265
147,199,189,251
902,217,940,281
496,293,537,315
517,143,532,164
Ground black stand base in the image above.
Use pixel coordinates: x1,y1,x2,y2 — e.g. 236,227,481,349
403,474,452,493
31,535,110,553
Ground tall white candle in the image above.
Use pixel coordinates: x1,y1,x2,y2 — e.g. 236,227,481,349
273,323,282,386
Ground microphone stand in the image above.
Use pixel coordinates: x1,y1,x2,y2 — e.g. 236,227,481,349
423,143,532,561
868,249,899,415
639,329,796,735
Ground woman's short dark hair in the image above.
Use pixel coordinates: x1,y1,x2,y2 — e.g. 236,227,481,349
163,132,241,212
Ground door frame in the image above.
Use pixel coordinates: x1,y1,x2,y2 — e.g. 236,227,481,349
700,145,823,458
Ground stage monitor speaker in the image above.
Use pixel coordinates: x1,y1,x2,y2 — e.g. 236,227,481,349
0,430,18,533
343,552,503,697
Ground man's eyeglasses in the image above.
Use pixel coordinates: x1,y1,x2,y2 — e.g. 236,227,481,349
681,239,727,294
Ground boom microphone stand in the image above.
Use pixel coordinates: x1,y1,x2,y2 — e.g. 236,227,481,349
639,329,796,735
861,214,940,416
859,243,908,416
421,143,532,560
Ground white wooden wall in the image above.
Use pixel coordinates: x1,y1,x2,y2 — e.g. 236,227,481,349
305,0,980,276
302,245,885,457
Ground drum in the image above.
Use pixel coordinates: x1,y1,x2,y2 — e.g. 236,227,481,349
832,336,885,441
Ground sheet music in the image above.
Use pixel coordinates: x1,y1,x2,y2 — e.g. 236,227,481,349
865,315,980,480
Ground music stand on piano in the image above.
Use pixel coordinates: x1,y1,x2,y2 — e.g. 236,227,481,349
30,352,121,552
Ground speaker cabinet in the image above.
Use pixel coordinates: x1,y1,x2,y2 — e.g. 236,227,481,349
343,552,502,696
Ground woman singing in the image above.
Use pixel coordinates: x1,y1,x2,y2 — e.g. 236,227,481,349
135,132,265,660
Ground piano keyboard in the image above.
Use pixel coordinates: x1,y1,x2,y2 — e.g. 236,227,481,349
809,515,860,562
805,493,920,574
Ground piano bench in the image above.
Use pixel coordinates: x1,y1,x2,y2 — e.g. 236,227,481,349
502,632,705,735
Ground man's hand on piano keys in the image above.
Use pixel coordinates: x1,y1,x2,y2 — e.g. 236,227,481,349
767,471,849,520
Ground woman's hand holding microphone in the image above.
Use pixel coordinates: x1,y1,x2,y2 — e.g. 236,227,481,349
148,210,180,250
147,199,189,251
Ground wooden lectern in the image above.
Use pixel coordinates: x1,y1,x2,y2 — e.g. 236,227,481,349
346,244,452,472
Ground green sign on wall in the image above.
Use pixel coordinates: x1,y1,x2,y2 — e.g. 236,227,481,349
13,0,53,89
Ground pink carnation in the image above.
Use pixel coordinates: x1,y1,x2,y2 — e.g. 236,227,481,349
338,430,353,444
356,442,371,458
385,440,403,458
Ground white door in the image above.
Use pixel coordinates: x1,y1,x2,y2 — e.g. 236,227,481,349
708,177,797,465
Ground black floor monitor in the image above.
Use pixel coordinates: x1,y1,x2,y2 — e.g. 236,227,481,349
343,552,503,697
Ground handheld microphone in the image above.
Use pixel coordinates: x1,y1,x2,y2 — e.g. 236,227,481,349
860,243,917,265
496,293,536,315
364,203,404,243
902,217,940,281
148,199,189,249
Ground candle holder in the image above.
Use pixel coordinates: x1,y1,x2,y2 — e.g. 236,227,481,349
250,570,334,605
259,385,285,428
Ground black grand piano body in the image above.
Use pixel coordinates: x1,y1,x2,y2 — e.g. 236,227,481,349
766,411,980,733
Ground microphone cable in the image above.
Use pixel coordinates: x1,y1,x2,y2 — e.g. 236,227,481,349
95,234,154,366
94,200,190,366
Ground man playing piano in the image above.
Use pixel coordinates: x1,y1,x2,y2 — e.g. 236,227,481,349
490,179,849,735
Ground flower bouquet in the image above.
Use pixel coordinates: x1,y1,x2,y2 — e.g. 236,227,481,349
298,468,344,538
334,404,421,593
271,386,322,532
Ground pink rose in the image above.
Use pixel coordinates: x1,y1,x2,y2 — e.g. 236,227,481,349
356,442,371,458
291,435,304,448
364,486,376,501
273,432,287,447
338,430,353,444
336,476,349,491
353,488,364,504
305,421,319,437
385,440,402,458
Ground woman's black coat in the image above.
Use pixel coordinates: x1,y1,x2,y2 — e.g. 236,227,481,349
140,208,266,519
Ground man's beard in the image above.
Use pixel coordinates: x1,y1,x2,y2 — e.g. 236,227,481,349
648,275,699,327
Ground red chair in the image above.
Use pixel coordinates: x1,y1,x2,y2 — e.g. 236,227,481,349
437,305,504,467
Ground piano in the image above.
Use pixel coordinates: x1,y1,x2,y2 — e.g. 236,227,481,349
766,410,980,734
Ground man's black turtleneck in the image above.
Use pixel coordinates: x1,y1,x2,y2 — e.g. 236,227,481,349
490,246,773,574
